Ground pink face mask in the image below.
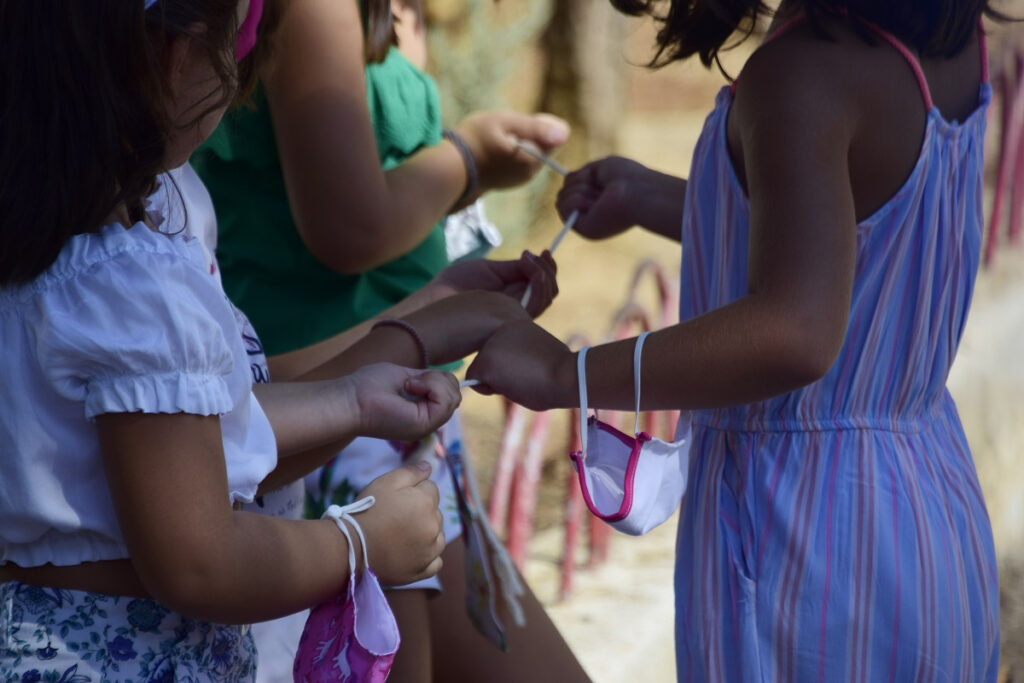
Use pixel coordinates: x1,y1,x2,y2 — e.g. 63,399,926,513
293,497,400,683
236,0,263,61
570,332,691,537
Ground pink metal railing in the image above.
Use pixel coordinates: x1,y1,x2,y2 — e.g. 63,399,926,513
986,45,1024,264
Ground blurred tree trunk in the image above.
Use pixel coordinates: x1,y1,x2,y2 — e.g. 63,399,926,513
539,0,629,166
424,0,629,242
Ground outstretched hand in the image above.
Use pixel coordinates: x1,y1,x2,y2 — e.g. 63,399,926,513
348,363,461,442
466,319,577,412
431,250,559,317
557,156,668,241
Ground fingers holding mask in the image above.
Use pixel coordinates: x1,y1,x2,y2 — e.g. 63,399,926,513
352,364,461,441
404,369,460,409
358,463,445,585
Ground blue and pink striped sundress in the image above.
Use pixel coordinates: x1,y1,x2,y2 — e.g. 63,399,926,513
673,20,1000,683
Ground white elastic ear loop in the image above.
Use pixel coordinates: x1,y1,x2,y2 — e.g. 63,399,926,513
323,497,375,575
633,331,651,436
577,347,590,455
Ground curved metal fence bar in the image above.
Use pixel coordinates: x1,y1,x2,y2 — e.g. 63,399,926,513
986,44,1024,264
488,400,531,536
507,410,555,570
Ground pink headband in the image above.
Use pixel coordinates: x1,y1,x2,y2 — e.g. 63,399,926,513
236,0,263,61
144,0,261,62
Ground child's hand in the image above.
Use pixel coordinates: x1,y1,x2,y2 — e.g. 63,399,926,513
454,111,570,194
465,319,577,412
355,462,445,585
557,156,662,240
430,250,559,317
348,364,461,441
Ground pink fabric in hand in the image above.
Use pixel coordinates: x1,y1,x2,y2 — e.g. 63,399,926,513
293,498,400,683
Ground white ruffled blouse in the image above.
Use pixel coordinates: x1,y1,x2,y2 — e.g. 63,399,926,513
0,221,277,568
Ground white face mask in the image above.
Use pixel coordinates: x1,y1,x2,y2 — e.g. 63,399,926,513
570,332,691,536
293,497,400,683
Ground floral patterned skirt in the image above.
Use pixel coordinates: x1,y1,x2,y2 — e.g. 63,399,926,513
0,581,256,683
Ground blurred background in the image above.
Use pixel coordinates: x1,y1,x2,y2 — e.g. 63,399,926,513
423,1,1024,680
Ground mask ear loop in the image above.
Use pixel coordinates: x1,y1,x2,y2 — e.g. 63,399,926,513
577,346,590,457
633,331,651,436
323,497,376,577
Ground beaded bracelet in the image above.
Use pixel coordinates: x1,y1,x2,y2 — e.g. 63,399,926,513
371,318,430,368
442,128,480,207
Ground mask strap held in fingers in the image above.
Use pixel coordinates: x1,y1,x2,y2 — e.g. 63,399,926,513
514,137,578,310
577,346,590,455
633,331,651,436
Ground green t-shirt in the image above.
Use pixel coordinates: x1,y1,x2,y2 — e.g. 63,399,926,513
191,47,449,355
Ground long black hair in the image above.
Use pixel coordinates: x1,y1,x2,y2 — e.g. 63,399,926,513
611,0,1009,71
0,0,249,286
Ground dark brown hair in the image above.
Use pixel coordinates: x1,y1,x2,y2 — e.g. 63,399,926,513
0,0,247,286
364,0,398,63
611,0,1009,72
364,0,424,63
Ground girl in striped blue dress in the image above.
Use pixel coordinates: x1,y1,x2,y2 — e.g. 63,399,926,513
467,0,1004,679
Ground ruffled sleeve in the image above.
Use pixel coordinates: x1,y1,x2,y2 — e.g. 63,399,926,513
36,232,240,419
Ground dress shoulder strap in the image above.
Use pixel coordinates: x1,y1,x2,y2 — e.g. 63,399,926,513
858,19,935,110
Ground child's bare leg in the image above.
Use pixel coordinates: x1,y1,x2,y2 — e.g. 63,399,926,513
428,538,591,683
386,589,432,683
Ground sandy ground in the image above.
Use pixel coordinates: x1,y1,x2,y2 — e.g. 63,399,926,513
457,36,1024,680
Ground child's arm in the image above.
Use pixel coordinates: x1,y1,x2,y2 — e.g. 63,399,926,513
268,250,557,381
468,44,859,412
294,288,539,382
253,367,458,453
557,156,687,242
252,364,460,492
264,0,568,275
257,284,543,490
98,412,445,624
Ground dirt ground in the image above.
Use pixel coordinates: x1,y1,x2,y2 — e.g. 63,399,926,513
458,21,1024,680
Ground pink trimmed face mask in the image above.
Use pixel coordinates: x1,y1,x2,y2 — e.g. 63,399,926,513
570,332,691,537
236,0,263,61
293,497,400,683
